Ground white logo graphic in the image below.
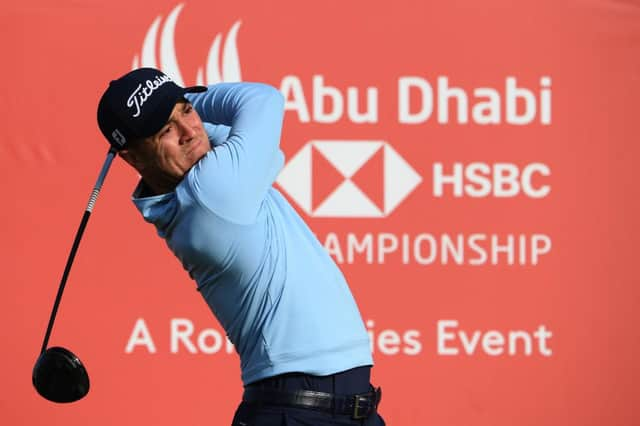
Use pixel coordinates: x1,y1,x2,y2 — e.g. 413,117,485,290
132,3,242,85
127,75,172,117
276,141,422,218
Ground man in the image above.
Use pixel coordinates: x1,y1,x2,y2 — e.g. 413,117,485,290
97,67,384,425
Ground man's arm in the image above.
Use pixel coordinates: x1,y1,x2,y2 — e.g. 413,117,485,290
185,83,285,224
202,122,231,147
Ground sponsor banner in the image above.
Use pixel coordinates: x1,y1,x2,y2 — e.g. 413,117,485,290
1,1,638,425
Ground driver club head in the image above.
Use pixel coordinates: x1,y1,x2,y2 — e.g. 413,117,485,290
32,346,90,403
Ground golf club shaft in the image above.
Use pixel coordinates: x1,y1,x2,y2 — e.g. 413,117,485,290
40,148,118,355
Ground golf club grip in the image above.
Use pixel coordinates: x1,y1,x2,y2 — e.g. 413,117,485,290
40,148,117,354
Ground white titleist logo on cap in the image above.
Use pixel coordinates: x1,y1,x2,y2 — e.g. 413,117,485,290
126,75,172,118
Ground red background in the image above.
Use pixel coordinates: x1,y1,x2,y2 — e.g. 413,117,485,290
1,0,638,424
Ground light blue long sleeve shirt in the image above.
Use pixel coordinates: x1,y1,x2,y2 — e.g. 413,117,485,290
132,82,372,385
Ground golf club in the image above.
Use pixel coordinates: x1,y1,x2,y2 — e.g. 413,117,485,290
33,147,117,403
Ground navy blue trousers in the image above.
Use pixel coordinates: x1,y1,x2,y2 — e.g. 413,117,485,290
231,367,385,425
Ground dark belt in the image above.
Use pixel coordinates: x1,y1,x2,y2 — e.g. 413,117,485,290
243,386,382,420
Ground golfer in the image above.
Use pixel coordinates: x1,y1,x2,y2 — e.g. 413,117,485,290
97,67,384,425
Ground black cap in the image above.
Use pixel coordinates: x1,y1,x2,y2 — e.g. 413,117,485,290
97,68,206,150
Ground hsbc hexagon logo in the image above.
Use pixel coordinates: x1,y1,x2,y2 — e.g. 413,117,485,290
276,141,422,218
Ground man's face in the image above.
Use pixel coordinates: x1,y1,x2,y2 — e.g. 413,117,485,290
122,101,210,192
